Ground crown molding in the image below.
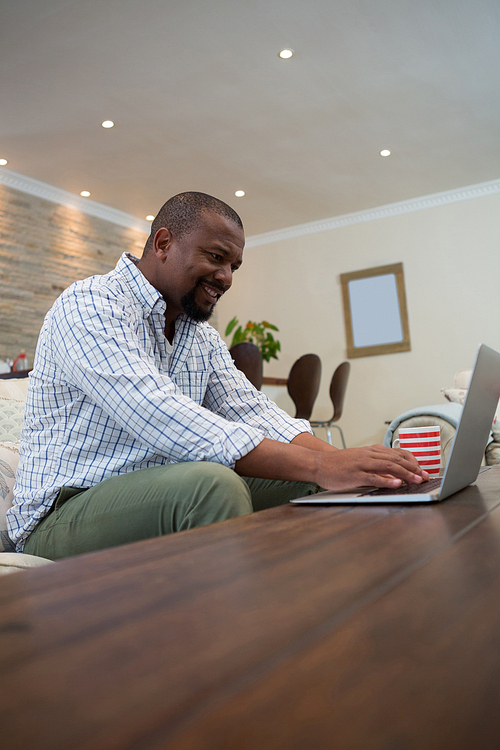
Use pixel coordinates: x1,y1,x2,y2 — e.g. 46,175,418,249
0,168,150,235
246,177,500,248
2,167,499,246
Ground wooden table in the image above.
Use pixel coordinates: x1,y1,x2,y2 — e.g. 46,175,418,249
2,467,500,749
261,376,288,386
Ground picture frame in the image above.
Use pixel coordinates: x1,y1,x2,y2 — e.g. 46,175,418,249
340,262,411,358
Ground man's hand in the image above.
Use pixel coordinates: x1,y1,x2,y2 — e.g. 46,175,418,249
311,444,429,492
235,436,428,491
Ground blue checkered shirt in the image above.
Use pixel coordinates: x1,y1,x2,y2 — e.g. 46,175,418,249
9,253,311,550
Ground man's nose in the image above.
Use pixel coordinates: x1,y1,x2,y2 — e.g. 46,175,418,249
214,264,232,290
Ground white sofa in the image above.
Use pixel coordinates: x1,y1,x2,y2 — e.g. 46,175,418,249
0,377,54,574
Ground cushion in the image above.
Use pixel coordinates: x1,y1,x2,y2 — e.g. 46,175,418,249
0,552,54,575
0,397,26,442
441,370,472,405
0,377,30,401
486,441,500,466
492,415,500,442
441,387,468,405
454,369,472,389
441,368,500,444
0,441,20,552
0,434,56,566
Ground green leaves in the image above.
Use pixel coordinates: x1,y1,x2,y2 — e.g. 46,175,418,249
224,316,239,337
225,317,281,363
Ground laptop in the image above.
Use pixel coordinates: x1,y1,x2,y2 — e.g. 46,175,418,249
291,343,500,505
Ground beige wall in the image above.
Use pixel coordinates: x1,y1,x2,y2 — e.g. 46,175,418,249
0,184,147,365
217,192,500,447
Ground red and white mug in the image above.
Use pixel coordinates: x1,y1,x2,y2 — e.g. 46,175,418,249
393,425,441,476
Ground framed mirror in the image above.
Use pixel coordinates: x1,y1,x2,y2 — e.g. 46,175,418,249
340,262,411,358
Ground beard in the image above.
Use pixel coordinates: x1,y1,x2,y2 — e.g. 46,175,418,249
181,280,217,322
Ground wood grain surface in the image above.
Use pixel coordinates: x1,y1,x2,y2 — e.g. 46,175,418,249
2,467,500,750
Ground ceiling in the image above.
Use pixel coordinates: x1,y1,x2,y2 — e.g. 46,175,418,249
1,0,499,237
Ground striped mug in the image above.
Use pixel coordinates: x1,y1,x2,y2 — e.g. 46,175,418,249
393,425,441,476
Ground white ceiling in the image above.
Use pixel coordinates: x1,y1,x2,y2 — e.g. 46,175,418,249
1,0,499,236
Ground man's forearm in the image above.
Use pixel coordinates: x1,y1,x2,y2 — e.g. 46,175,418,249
290,431,339,452
235,438,321,483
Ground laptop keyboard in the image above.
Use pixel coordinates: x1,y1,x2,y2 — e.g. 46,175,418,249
362,476,442,497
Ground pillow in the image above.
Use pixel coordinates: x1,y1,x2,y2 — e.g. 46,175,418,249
0,378,30,401
0,397,26,442
486,440,500,465
441,368,500,441
441,370,473,405
454,369,472,389
441,387,468,405
0,552,54,574
492,414,500,443
0,441,20,552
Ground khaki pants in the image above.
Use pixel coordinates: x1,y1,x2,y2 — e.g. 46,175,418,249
24,461,318,560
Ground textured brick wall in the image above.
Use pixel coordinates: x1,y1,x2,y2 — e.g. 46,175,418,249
0,184,148,366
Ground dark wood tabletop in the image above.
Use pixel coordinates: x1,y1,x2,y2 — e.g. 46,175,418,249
261,376,288,386
2,466,500,750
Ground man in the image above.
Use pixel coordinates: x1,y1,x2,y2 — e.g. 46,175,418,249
10,192,427,559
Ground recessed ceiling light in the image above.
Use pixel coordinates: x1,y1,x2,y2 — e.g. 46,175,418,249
235,190,245,197
380,149,391,157
279,49,293,59
80,190,91,197
102,120,114,128
0,158,8,165
146,215,155,221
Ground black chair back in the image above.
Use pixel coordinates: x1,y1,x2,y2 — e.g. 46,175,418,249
287,354,322,419
229,343,263,389
329,361,350,422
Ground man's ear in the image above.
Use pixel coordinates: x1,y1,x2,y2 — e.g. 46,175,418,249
153,228,172,259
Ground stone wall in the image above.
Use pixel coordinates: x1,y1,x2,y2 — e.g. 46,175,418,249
0,184,147,365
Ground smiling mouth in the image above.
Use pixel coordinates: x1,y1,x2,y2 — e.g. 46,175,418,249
200,282,224,301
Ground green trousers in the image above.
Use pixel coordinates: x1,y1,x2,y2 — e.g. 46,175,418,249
24,461,318,560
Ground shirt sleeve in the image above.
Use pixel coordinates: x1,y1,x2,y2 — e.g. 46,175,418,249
49,285,266,468
202,327,313,443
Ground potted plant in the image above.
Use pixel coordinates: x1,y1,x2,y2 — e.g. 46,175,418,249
225,317,281,362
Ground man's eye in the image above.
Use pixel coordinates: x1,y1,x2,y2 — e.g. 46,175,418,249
210,253,222,261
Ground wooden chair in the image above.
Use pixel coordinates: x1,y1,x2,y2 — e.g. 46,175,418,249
287,354,322,420
229,342,263,390
310,361,350,448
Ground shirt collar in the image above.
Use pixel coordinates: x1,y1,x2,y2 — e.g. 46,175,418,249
117,253,165,316
116,254,200,341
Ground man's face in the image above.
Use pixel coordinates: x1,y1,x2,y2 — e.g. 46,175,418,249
159,212,244,323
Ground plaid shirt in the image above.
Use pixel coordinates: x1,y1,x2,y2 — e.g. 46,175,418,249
9,254,311,550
